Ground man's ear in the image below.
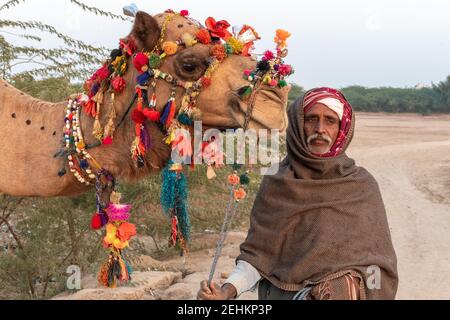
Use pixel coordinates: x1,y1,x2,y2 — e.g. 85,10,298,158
130,11,161,51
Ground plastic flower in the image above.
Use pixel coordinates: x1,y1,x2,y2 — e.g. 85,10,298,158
205,17,232,40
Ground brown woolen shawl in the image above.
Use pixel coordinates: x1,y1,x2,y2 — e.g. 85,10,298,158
237,96,398,299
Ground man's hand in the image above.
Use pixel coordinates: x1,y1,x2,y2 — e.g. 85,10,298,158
197,281,237,300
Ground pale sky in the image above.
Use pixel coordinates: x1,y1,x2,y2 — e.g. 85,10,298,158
2,0,450,89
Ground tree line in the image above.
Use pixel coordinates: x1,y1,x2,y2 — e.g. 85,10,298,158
288,76,450,114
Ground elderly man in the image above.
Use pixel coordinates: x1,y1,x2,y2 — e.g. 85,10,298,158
198,87,398,300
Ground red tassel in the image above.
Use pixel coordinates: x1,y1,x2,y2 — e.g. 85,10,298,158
170,216,178,246
131,109,145,124
143,108,161,122
91,213,102,230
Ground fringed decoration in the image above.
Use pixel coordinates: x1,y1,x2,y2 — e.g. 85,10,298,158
160,96,176,128
140,122,152,150
177,112,194,126
131,88,151,167
96,180,136,288
143,108,161,122
103,93,117,145
92,102,104,140
161,162,190,254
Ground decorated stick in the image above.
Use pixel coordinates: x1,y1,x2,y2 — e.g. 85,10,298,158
207,186,237,286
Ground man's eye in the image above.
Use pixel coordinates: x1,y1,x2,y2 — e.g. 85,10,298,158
327,119,337,125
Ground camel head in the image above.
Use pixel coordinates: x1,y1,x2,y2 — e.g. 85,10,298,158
125,11,291,133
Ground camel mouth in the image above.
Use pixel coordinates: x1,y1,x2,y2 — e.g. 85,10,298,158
228,85,287,131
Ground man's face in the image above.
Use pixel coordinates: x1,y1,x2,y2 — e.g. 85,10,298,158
304,103,340,155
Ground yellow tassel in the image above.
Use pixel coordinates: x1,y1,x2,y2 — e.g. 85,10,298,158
110,191,122,204
104,94,116,138
92,117,103,141
165,130,175,145
207,165,217,180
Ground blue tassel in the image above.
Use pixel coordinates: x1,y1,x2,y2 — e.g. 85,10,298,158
160,99,172,125
161,162,191,241
80,159,89,170
123,258,133,275
137,71,151,86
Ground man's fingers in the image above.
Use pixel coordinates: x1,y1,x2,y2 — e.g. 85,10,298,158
200,280,212,294
210,281,222,294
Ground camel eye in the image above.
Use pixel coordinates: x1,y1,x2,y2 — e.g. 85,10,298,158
182,63,197,73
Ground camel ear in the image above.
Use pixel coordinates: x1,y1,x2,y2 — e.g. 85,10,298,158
130,11,161,51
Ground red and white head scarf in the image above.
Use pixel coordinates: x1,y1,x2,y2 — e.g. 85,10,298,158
303,87,353,158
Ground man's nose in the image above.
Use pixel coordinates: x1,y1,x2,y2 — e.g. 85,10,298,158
314,119,326,134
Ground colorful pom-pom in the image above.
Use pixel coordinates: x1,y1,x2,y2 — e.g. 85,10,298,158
162,41,178,56
226,37,244,54
278,79,288,88
278,64,293,76
180,10,189,17
93,66,110,81
133,52,149,72
107,203,132,222
234,188,247,201
181,33,197,47
211,44,227,62
143,108,161,122
131,109,145,124
263,50,275,61
269,79,278,87
228,174,240,185
149,54,162,69
196,29,212,45
239,174,250,185
257,60,271,73
111,76,126,94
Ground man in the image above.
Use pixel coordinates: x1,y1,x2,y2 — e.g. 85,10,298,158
198,87,398,300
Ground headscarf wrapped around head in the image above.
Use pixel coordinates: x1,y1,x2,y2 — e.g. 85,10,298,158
303,87,353,158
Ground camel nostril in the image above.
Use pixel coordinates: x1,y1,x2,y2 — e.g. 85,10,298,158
183,63,196,73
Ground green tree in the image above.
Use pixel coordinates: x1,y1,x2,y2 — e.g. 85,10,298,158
0,0,127,81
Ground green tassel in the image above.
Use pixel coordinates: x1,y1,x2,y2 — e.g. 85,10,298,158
238,86,253,100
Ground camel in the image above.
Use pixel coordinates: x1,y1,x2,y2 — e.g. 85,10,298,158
0,11,290,197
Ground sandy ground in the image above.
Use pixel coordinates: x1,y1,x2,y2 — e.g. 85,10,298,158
346,112,450,299
57,112,450,300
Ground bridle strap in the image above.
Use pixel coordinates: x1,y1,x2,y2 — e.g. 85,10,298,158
115,92,138,130
243,80,261,131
